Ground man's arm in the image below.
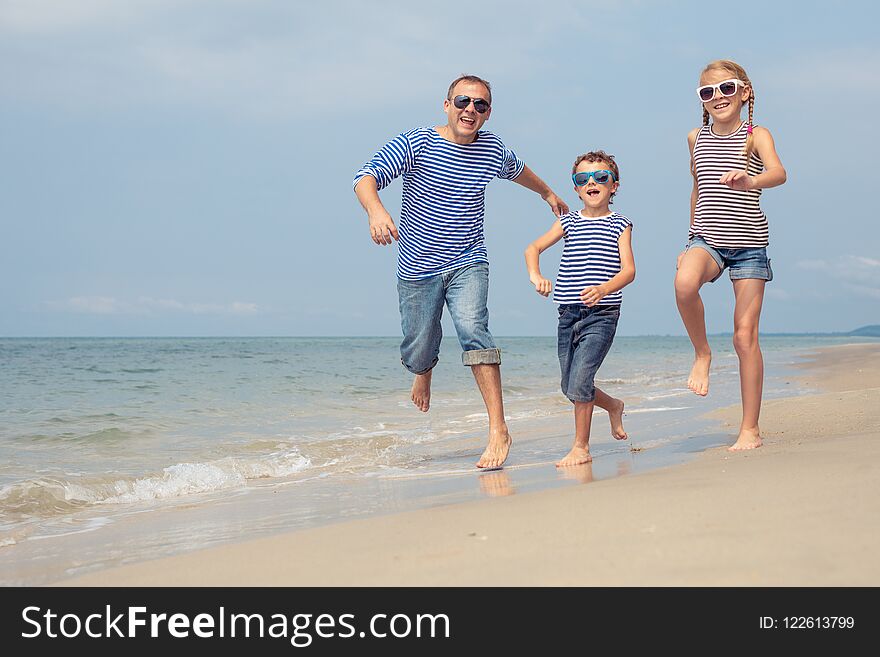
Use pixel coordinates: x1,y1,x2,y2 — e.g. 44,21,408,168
354,175,399,246
513,165,569,217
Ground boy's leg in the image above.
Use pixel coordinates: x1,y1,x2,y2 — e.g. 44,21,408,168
674,246,723,396
398,275,445,412
445,263,509,468
558,306,619,466
730,278,766,450
593,387,627,440
557,401,595,466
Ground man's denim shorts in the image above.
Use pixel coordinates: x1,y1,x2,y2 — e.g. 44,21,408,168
688,236,773,282
397,262,500,375
557,304,620,403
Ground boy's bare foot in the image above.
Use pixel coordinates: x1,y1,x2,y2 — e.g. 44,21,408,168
556,446,592,467
476,428,512,469
728,427,762,451
687,354,711,396
411,370,432,412
608,398,628,440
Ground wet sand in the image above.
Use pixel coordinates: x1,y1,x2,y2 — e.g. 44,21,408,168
59,343,880,586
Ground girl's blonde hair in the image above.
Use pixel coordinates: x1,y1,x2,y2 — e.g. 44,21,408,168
700,59,756,170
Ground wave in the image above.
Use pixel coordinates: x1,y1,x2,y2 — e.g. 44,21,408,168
0,449,311,518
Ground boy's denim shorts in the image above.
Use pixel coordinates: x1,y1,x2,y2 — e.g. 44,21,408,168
397,262,501,375
557,304,620,403
687,236,773,282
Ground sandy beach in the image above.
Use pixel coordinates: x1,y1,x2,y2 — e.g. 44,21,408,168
59,343,880,587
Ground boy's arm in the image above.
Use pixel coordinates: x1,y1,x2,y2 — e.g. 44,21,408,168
354,176,399,245
513,165,570,217
580,226,636,307
524,219,565,297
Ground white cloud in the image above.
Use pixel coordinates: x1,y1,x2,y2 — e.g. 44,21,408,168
49,296,259,316
796,255,880,299
0,1,594,118
765,47,880,95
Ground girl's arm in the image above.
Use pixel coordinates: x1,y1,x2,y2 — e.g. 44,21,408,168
580,226,636,307
688,129,699,229
719,126,787,190
679,129,700,269
524,219,565,297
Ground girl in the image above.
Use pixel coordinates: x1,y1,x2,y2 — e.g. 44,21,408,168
674,60,786,451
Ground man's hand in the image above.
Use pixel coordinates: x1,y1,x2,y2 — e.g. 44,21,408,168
543,191,569,217
369,209,399,245
529,273,552,297
580,285,607,307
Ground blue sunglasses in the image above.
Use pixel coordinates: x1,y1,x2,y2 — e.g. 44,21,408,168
572,169,616,186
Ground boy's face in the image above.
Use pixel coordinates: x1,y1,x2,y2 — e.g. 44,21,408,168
574,160,618,212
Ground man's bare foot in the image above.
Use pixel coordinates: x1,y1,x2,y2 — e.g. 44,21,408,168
411,370,432,412
556,446,592,467
728,427,762,451
476,428,511,469
687,354,711,396
608,398,628,440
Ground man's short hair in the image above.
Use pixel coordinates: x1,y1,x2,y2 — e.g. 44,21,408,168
447,74,492,105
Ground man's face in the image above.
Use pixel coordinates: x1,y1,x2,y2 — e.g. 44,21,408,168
443,81,492,141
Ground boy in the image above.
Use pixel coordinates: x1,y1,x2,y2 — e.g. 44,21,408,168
524,151,635,466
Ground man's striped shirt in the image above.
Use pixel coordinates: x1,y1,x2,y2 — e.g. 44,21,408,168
353,127,525,280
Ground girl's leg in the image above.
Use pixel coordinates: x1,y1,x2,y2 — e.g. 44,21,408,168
593,387,627,440
730,278,766,450
674,248,722,396
557,401,595,467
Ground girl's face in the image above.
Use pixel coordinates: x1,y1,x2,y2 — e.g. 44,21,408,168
699,68,750,124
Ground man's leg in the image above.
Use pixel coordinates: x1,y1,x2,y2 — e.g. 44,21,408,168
445,263,510,468
398,275,444,412
470,363,511,468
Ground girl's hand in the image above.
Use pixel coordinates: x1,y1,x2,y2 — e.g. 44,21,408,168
580,285,607,307
676,250,687,270
530,273,552,297
719,170,755,190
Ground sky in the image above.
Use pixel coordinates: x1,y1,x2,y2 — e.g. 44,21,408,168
1,0,878,337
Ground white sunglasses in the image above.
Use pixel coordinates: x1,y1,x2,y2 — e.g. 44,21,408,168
696,78,747,102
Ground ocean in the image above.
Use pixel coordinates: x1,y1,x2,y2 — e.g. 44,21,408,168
0,335,872,584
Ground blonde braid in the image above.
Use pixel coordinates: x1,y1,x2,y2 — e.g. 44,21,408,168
743,93,755,172
703,106,710,126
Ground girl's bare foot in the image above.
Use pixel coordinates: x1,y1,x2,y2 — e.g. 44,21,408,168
411,370,432,412
728,426,762,451
688,354,711,396
608,398,628,440
556,446,592,467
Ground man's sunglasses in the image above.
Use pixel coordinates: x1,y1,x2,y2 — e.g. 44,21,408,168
451,95,490,114
572,169,616,186
696,78,746,102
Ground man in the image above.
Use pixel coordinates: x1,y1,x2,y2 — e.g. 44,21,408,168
353,74,567,469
